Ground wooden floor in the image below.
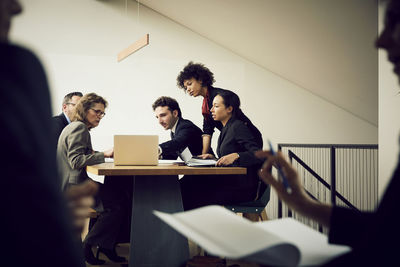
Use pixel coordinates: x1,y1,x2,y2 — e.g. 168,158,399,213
85,212,266,266
85,242,260,267
86,243,129,267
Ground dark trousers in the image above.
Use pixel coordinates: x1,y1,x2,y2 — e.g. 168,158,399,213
84,176,133,249
179,174,258,211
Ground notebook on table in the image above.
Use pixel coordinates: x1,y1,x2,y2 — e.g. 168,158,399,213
179,147,217,167
114,135,158,166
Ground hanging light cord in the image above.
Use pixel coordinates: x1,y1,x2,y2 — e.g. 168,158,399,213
125,0,128,16
124,0,140,25
137,0,140,26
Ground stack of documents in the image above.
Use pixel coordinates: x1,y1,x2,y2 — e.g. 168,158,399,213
154,205,351,266
180,148,217,167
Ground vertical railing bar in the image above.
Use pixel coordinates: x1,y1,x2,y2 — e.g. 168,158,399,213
351,149,354,209
369,149,371,209
365,149,367,209
359,149,361,209
330,146,336,205
279,144,377,229
278,144,282,219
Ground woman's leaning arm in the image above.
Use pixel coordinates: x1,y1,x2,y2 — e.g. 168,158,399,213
202,134,212,154
66,123,104,169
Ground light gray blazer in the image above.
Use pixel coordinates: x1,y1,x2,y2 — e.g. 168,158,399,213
57,121,105,191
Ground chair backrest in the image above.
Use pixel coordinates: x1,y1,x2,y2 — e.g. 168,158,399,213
225,182,271,214
254,184,271,207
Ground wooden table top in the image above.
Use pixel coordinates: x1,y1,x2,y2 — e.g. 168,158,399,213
87,162,247,176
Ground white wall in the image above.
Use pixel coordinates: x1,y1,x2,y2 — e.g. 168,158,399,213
141,0,378,127
378,3,400,197
11,0,377,153
9,0,379,220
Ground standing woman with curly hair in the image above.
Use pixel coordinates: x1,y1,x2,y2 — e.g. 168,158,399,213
177,62,263,155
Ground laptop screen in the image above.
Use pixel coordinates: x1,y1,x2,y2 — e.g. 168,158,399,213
114,135,159,166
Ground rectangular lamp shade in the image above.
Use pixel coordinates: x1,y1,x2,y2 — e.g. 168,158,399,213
117,33,149,62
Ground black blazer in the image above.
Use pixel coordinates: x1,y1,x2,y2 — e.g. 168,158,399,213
160,118,203,160
323,152,400,266
203,87,263,149
53,112,69,145
217,118,263,185
0,43,85,267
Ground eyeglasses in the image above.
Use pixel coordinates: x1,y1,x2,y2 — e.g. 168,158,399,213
66,102,76,106
90,108,106,117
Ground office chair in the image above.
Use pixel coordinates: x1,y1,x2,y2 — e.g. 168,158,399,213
187,183,271,261
225,182,271,222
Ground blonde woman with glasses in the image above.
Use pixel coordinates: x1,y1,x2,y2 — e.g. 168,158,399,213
57,92,112,191
57,93,129,265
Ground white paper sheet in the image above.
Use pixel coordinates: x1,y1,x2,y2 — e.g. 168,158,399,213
153,205,351,267
87,171,104,184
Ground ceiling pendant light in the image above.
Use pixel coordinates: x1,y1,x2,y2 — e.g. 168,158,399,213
117,0,149,62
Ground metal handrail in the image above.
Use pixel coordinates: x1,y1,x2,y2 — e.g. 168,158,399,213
278,143,378,149
275,143,378,233
288,150,358,210
277,144,377,218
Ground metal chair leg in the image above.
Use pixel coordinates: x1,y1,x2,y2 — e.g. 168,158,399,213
260,209,269,221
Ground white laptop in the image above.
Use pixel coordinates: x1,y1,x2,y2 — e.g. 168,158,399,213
179,147,217,167
114,135,159,166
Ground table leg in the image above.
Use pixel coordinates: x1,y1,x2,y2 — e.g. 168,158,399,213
129,175,189,267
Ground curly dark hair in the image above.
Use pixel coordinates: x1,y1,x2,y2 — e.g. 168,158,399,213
176,61,215,91
152,96,182,117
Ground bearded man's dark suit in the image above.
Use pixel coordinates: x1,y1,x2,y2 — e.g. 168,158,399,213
159,117,203,160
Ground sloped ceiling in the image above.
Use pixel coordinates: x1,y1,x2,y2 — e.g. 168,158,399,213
139,0,378,126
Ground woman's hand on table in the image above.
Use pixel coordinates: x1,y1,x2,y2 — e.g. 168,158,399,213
103,147,114,158
216,153,239,166
197,153,215,159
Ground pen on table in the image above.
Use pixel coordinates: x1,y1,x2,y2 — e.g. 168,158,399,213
268,140,292,194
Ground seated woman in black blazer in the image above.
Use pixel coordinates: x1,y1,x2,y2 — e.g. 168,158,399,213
180,90,264,210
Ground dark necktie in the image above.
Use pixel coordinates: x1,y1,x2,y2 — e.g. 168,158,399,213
171,131,175,139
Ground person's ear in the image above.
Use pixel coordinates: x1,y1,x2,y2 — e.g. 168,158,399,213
227,106,233,114
62,104,68,112
172,110,179,118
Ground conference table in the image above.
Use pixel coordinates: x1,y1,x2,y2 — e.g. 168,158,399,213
87,162,246,267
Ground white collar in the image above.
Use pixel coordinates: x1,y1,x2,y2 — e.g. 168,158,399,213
63,112,71,124
171,117,179,134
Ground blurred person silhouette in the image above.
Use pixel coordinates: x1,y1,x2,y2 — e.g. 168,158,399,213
0,0,98,266
257,2,400,266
